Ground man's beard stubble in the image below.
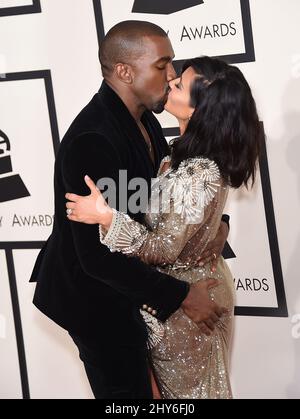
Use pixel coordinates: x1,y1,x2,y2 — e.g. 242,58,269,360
152,101,166,114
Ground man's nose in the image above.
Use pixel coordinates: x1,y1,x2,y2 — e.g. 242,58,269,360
167,62,177,81
168,78,176,90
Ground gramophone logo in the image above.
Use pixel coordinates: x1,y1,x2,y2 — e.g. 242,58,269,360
0,129,30,203
132,0,204,14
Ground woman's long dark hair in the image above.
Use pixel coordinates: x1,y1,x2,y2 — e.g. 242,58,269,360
170,56,263,188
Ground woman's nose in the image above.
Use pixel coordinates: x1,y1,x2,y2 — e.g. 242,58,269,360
168,77,178,89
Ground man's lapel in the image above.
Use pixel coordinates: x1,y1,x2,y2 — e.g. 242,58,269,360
98,81,158,178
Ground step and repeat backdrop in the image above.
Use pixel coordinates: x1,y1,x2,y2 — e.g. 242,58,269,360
0,0,299,399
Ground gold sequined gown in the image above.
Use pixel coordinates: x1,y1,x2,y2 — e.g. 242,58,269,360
100,156,235,399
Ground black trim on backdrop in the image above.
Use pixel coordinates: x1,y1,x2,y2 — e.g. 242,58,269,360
5,248,30,399
162,126,288,318
220,0,255,65
0,70,60,399
162,127,181,137
132,0,204,15
0,242,45,250
0,76,61,209
93,0,105,48
235,124,287,317
249,128,287,317
92,0,256,73
0,70,60,156
0,0,41,17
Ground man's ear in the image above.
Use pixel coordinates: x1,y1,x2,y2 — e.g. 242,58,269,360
114,63,133,84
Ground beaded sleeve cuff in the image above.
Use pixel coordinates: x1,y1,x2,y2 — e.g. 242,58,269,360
99,209,148,255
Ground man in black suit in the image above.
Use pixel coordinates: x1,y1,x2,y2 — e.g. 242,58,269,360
30,21,229,399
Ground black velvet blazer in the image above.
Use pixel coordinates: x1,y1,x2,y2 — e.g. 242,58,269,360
30,81,190,345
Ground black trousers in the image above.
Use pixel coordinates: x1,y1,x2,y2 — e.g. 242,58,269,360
70,333,153,399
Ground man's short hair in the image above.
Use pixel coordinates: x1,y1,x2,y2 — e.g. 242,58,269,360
99,20,168,77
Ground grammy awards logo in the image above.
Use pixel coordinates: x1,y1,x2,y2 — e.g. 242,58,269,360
0,129,30,203
132,0,204,15
94,0,255,68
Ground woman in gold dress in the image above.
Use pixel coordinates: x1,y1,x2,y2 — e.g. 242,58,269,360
65,56,262,399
